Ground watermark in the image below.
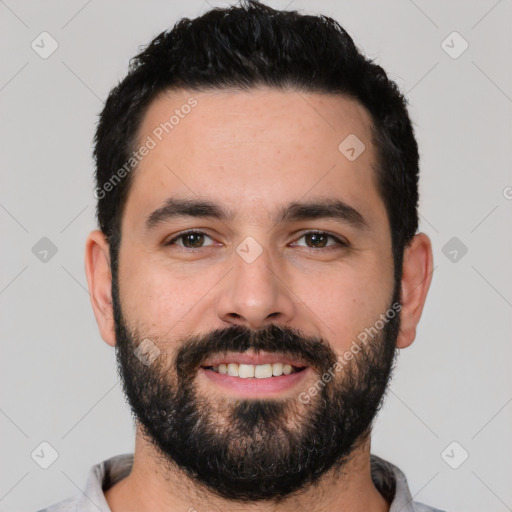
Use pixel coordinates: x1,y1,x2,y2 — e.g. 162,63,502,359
134,338,161,366
236,236,264,263
338,133,366,161
32,236,58,263
441,31,469,60
94,97,198,200
31,441,59,469
298,301,402,404
31,31,59,59
440,441,469,469
442,236,468,263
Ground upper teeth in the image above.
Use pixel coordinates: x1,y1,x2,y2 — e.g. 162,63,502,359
214,363,294,378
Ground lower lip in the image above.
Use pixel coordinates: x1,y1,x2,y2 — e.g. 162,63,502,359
199,367,311,398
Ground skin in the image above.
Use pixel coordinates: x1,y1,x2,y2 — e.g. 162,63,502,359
85,88,433,512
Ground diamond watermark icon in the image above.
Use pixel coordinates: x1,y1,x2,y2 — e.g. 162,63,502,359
441,31,468,59
31,441,59,469
338,134,366,162
31,32,59,59
134,338,160,365
442,236,468,263
441,441,469,469
32,237,58,263
236,236,263,264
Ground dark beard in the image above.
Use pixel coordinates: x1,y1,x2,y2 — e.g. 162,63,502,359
112,275,401,502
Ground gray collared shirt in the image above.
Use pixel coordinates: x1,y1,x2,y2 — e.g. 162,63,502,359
37,453,445,511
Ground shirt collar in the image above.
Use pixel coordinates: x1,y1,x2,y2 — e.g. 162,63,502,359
370,454,418,511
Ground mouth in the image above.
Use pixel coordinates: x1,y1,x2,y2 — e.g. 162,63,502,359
202,362,306,378
198,352,311,397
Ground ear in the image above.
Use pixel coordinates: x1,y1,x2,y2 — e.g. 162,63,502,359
396,232,434,349
84,230,116,347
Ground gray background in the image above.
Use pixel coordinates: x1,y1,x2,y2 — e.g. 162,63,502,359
1,1,511,511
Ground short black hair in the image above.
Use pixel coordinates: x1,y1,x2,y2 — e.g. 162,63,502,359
94,0,419,289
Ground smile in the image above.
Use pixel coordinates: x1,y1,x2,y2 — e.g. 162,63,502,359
203,362,305,379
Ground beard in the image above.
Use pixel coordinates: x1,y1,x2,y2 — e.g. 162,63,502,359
112,275,401,502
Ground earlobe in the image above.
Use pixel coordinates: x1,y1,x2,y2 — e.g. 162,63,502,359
396,232,434,349
84,230,116,347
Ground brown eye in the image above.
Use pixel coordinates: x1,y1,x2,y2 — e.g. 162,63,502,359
292,231,348,249
166,231,214,249
305,232,329,248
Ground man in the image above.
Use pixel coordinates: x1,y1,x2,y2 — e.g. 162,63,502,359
39,1,442,510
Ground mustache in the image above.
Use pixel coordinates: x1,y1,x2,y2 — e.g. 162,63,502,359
175,323,338,377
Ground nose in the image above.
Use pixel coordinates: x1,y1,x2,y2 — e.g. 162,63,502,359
216,245,296,330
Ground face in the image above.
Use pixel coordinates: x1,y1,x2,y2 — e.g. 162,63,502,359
112,89,399,500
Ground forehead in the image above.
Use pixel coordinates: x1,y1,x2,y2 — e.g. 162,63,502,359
138,88,375,158
123,88,385,233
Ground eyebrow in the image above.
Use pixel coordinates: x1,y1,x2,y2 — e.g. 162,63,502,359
145,197,370,232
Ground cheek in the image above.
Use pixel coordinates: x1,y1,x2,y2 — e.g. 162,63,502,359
119,252,218,333
118,253,177,323
294,262,391,352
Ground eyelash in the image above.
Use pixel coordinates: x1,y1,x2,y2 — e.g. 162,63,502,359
165,229,349,251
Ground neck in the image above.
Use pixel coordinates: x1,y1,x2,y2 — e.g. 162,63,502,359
105,427,390,512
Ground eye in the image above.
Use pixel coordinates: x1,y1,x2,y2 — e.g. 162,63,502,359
291,230,349,250
164,229,349,251
165,230,215,249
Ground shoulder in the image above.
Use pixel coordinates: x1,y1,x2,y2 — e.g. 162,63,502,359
36,495,79,512
370,454,446,512
411,501,447,512
34,453,133,512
